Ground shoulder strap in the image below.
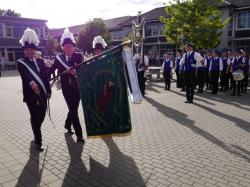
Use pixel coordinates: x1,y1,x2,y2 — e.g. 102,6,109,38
56,55,71,70
17,59,47,95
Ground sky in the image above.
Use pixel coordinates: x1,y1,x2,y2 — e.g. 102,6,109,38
1,0,170,29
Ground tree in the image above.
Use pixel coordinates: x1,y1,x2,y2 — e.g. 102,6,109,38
77,18,111,52
0,9,21,17
160,0,230,50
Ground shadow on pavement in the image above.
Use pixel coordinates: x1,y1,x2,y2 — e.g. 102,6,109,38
89,137,146,187
63,134,87,186
170,89,215,105
63,135,146,186
198,90,250,111
144,96,250,162
193,102,250,133
16,141,42,187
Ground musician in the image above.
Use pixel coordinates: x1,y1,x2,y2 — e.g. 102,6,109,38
230,49,245,96
162,51,173,90
204,50,213,90
175,49,182,88
17,28,51,151
209,50,223,94
180,43,204,103
226,50,234,90
241,51,249,93
196,51,206,93
220,50,229,91
51,28,84,143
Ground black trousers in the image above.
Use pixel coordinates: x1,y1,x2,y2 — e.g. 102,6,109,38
231,79,242,95
137,70,146,96
211,72,220,94
26,96,47,145
63,85,83,138
180,71,185,90
164,70,171,90
197,71,205,91
220,70,229,90
184,72,196,102
175,70,181,88
241,73,248,92
205,70,211,89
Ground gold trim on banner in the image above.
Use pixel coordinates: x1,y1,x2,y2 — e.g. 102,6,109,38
87,131,132,139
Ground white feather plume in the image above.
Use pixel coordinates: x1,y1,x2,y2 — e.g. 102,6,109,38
92,35,107,49
60,28,76,46
19,28,39,46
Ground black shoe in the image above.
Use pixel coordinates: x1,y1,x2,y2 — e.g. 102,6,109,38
230,93,236,96
210,92,216,94
77,137,85,143
185,101,190,103
237,94,241,96
164,88,167,90
35,144,44,152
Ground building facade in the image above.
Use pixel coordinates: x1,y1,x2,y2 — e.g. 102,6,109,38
0,16,47,69
219,0,250,51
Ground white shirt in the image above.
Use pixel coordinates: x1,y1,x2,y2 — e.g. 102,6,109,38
180,51,204,66
162,58,173,68
209,57,223,72
227,57,234,65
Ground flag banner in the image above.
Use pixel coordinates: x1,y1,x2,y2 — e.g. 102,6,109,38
76,47,132,138
122,47,143,104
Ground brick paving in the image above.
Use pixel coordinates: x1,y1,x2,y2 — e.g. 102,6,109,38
0,70,249,187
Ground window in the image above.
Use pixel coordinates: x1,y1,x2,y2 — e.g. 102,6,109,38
111,31,122,41
237,11,250,29
145,24,159,37
5,26,13,37
122,27,131,37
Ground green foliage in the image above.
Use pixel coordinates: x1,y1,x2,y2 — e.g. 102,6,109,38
77,18,111,52
160,0,230,50
0,9,21,17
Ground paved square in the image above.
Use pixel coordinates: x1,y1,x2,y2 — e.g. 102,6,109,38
0,71,249,187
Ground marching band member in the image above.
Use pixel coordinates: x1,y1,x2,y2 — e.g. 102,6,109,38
209,50,223,94
51,28,84,143
205,50,213,90
162,51,173,90
220,50,229,91
230,49,245,96
180,43,204,103
175,49,182,88
17,28,51,151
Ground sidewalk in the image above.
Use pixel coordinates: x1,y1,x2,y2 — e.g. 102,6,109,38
0,72,250,187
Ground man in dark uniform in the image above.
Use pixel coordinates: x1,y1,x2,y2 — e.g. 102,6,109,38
220,50,229,91
17,28,51,151
51,28,84,143
180,43,204,103
175,49,182,88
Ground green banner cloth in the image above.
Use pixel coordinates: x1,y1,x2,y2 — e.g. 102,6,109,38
76,47,132,138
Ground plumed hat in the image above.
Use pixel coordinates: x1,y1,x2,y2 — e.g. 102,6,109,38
19,28,39,49
92,35,107,50
60,28,76,47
